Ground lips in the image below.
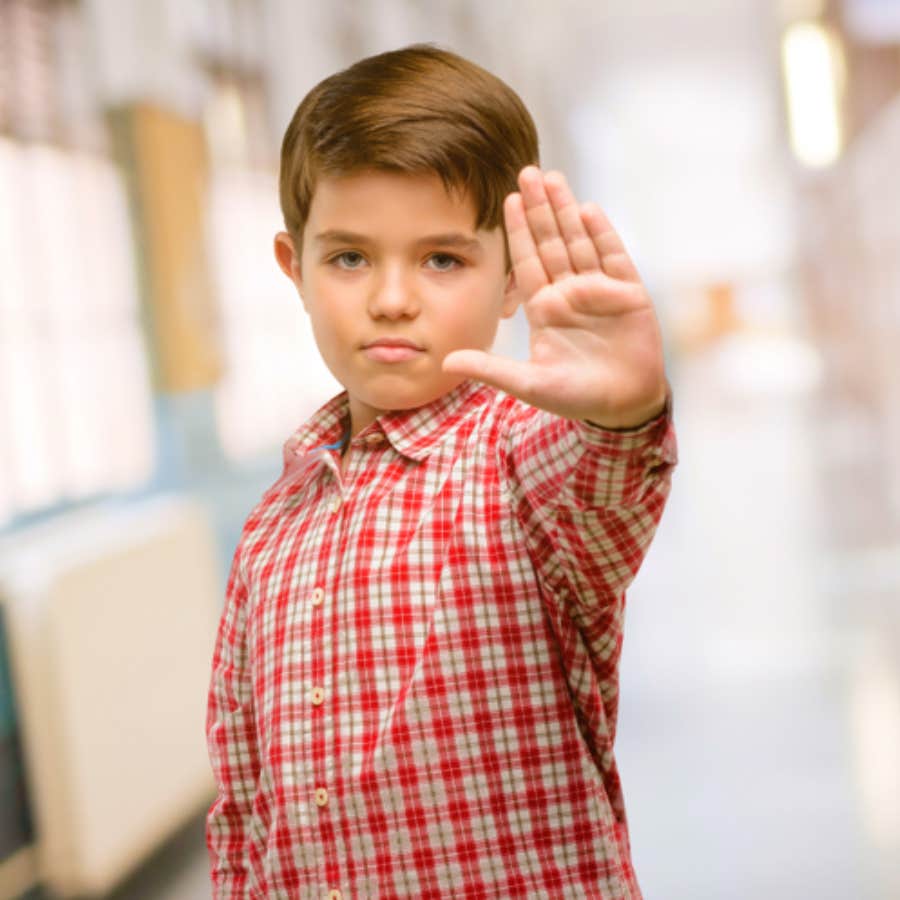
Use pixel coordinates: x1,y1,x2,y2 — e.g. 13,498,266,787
362,338,424,363
364,338,422,349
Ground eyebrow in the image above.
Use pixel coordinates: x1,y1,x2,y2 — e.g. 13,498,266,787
313,229,483,252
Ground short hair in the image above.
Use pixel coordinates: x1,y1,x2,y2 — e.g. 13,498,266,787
278,44,540,252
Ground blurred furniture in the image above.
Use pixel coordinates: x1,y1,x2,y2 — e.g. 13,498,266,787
0,495,220,898
109,104,222,393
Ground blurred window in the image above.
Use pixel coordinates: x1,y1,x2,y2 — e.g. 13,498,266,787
0,1,155,527
198,10,339,462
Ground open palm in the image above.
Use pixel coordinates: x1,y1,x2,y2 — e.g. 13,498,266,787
443,166,668,430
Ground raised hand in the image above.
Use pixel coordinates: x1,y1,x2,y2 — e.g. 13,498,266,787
442,166,669,430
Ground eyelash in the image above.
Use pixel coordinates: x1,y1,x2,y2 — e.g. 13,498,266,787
327,251,464,272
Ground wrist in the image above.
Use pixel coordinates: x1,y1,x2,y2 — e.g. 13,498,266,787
585,383,671,432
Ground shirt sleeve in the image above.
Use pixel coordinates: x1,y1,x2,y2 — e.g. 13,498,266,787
500,389,678,610
205,541,260,897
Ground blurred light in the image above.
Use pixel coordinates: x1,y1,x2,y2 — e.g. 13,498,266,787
781,21,845,167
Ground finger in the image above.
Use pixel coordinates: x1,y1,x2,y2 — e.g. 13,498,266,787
442,349,541,404
543,171,602,274
504,191,550,301
580,203,641,283
558,270,647,317
518,166,573,282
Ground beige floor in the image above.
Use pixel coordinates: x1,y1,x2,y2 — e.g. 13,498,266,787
33,339,899,900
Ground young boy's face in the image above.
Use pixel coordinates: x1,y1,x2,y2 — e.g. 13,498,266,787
274,170,517,437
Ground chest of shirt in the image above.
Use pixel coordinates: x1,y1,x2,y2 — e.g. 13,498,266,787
241,437,553,722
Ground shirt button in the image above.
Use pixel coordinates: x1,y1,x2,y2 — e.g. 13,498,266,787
311,587,324,606
365,432,383,445
328,891,343,900
327,496,342,514
314,787,329,807
309,687,325,705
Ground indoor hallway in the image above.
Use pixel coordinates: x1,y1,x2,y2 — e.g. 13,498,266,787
30,333,898,900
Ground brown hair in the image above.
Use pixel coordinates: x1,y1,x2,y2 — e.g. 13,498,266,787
278,44,539,254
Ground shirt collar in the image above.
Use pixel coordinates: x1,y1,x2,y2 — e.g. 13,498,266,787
377,378,489,461
285,379,490,464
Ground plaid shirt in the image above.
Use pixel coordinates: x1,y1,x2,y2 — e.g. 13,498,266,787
206,379,677,899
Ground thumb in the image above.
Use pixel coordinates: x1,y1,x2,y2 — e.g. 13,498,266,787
442,349,537,401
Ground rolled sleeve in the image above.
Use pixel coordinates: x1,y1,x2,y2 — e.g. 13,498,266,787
571,389,678,510
501,390,678,604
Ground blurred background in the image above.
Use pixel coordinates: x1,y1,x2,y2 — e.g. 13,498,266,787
0,0,898,897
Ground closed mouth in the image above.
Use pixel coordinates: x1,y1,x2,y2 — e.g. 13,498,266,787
363,339,424,350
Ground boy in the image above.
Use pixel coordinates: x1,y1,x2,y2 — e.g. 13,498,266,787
206,44,677,899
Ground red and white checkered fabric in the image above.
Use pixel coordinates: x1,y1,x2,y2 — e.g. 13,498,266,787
206,379,677,898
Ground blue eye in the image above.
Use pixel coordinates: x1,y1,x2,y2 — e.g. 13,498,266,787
331,251,366,270
427,253,462,272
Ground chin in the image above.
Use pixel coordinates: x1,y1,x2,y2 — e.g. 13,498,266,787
360,375,459,412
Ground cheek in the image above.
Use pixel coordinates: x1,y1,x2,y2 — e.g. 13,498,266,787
306,301,346,353
317,316,351,351
440,307,500,348
305,283,351,337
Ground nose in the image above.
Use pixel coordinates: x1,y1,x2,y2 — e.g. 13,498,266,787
367,263,420,320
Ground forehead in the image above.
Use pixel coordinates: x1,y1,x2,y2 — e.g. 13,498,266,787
306,170,480,235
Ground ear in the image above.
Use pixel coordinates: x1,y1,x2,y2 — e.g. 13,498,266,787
274,231,304,300
500,268,520,319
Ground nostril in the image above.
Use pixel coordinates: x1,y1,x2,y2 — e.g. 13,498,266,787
368,286,419,318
